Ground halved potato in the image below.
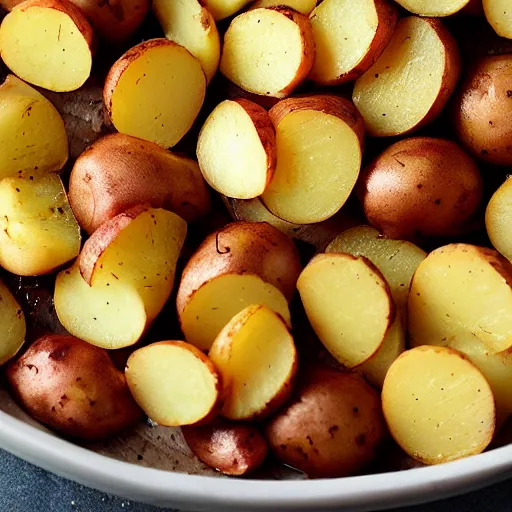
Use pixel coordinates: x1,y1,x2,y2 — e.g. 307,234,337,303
0,0,94,91
0,174,80,276
382,346,495,464
309,0,398,85
483,0,512,38
220,7,315,98
202,0,250,20
0,280,26,366
298,253,394,368
394,0,471,16
261,95,364,224
153,0,220,83
0,75,68,179
486,177,512,261
125,341,221,426
250,0,316,15
104,39,206,148
197,100,275,199
353,17,460,137
209,305,297,420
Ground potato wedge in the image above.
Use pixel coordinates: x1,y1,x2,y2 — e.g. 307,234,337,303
0,0,94,92
104,39,206,148
125,341,222,426
382,346,495,464
483,0,512,38
0,279,26,366
0,174,80,276
298,253,394,368
0,75,68,179
69,133,211,234
353,17,460,137
394,0,471,16
250,0,316,15
261,96,364,224
486,177,512,261
220,7,315,98
309,0,398,85
202,0,250,20
197,99,275,199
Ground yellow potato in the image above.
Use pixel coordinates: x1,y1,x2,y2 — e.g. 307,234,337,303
202,0,250,20
0,279,26,366
250,0,316,15
394,0,471,16
483,0,512,38
486,177,512,261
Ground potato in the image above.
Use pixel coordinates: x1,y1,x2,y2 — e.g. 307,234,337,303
197,100,276,199
220,7,315,98
182,420,268,476
69,133,211,234
486,177,512,261
0,174,81,276
382,346,495,464
250,0,316,15
261,96,364,224
453,55,512,166
394,0,471,16
104,39,206,148
265,365,385,478
0,0,94,92
353,17,460,137
125,341,222,426
483,0,512,38
309,0,398,85
298,253,394,368
0,75,68,179
7,335,143,440
153,0,220,84
201,0,250,20
358,138,483,241
0,279,26,365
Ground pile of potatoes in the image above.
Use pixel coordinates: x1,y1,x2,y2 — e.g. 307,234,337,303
0,0,510,480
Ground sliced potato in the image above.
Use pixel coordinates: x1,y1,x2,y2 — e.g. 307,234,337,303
196,99,276,199
104,39,206,148
261,95,364,224
309,0,398,85
220,7,315,98
202,0,250,20
353,17,460,137
0,280,26,366
483,0,512,38
125,341,221,426
382,346,495,464
486,177,512,261
0,0,94,91
394,0,471,16
250,0,317,15
298,253,394,368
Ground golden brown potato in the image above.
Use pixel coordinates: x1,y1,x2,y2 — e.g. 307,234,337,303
483,0,512,38
394,0,471,16
265,365,386,478
0,279,26,366
453,55,512,165
250,0,316,15
7,335,143,440
486,177,512,261
182,420,268,476
358,137,483,241
69,133,211,234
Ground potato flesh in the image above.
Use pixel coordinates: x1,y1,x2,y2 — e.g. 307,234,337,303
203,0,250,20
0,280,26,365
180,273,291,351
251,0,316,15
110,43,206,148
383,346,495,464
197,101,268,199
262,110,361,224
298,254,393,368
0,7,91,91
395,0,470,16
486,179,512,261
0,75,68,178
353,17,446,136
483,0,512,38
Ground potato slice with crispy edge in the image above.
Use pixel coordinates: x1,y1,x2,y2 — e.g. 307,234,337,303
202,0,250,20
104,39,206,148
394,0,471,16
125,341,222,426
220,7,315,99
0,279,26,366
250,0,316,15
382,346,495,465
261,95,364,224
197,99,276,199
0,0,94,92
483,0,512,38
353,16,460,137
486,177,512,261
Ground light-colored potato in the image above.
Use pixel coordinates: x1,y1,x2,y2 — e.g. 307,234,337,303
7,335,143,440
196,99,276,199
261,95,364,224
125,341,222,426
0,0,94,92
486,177,512,261
153,0,220,83
209,305,297,420
250,0,316,15
298,253,394,368
0,174,81,276
394,0,471,16
182,420,268,475
353,17,460,137
104,39,206,148
220,7,315,98
69,133,211,234
0,75,68,179
483,0,512,38
0,280,26,366
453,55,512,165
358,138,483,241
202,0,250,20
382,346,495,464
309,0,398,85
265,365,385,478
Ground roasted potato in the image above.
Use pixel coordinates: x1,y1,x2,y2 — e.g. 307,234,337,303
250,0,316,15
483,0,512,38
394,0,471,16
202,0,250,20
0,279,26,366
486,177,512,261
